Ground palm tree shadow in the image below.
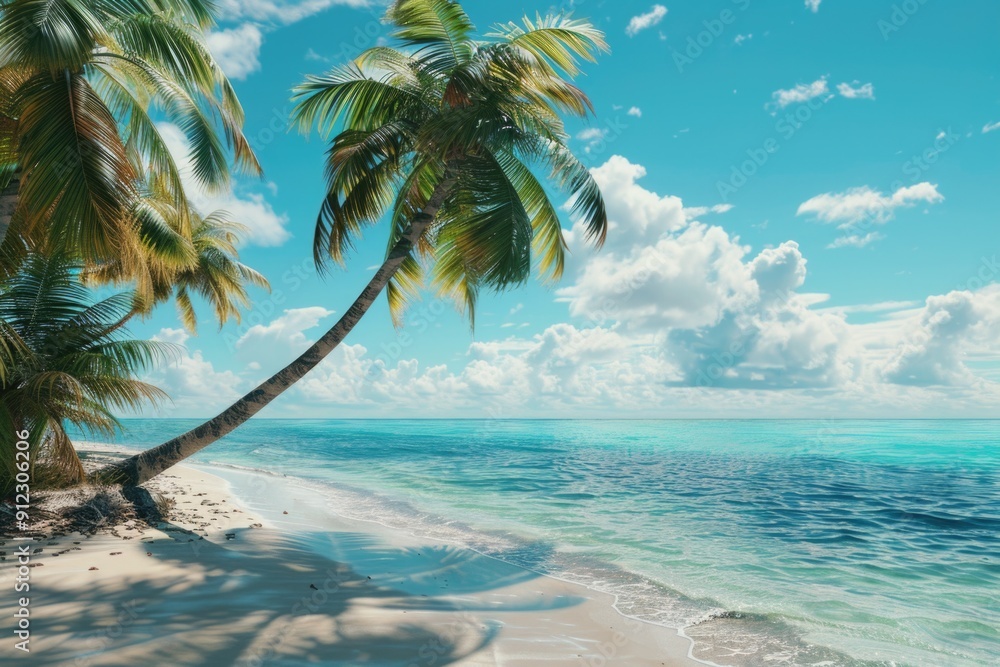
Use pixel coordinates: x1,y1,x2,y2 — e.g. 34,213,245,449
30,521,582,666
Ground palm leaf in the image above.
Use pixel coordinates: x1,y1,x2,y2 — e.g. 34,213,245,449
385,0,475,74
16,72,139,262
489,14,608,77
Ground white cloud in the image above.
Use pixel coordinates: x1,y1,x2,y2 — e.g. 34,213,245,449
207,0,372,85
207,24,264,80
733,33,752,45
627,106,642,118
559,221,757,331
157,122,291,246
564,155,688,255
626,5,667,37
826,232,884,249
883,286,1000,385
206,1,371,82
509,303,524,316
769,77,829,109
797,182,943,227
237,307,335,354
983,121,1000,134
837,81,875,100
557,156,859,389
576,127,608,153
144,329,244,416
684,203,734,219
133,152,1000,418
289,323,668,414
805,0,822,12
818,300,923,316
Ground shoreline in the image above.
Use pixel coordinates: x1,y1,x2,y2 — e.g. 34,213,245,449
4,448,704,666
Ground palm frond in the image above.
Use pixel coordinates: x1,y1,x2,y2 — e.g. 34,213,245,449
0,252,176,493
295,5,608,329
489,14,608,77
385,0,475,74
16,72,139,262
292,64,429,139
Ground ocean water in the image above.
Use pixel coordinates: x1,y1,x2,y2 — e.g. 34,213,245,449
76,420,999,666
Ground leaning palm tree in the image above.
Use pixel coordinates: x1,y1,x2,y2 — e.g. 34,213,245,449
0,0,260,274
0,253,176,497
98,0,609,486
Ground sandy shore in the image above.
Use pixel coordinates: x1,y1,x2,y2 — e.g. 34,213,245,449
1,452,703,666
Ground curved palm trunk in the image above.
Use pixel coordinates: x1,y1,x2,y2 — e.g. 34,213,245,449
95,171,459,486
0,176,18,248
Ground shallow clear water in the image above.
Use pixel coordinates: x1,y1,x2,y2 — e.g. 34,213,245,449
77,419,1000,666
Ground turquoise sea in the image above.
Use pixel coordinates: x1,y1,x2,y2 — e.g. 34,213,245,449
79,420,999,666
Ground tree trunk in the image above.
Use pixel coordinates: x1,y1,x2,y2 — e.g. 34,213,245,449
0,175,18,248
95,169,460,487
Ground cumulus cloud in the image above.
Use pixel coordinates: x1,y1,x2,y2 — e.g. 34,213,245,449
207,24,264,80
883,286,1000,386
158,123,291,246
557,156,859,389
287,323,670,414
627,106,643,118
135,154,1000,418
626,5,667,37
667,242,858,389
236,307,335,360
805,0,822,12
797,182,943,227
837,81,875,99
983,121,1000,134
564,155,687,255
769,77,830,109
143,329,244,416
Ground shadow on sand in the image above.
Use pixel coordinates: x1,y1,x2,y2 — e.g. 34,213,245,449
29,521,583,666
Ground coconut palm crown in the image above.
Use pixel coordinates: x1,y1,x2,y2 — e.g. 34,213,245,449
292,0,610,325
0,252,176,496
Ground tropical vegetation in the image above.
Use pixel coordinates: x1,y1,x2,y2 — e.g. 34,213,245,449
100,0,610,486
0,0,610,494
0,0,259,276
0,0,266,496
0,253,175,496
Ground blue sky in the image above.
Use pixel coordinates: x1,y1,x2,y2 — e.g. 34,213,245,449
133,0,1000,418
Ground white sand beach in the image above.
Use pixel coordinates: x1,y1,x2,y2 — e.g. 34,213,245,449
2,450,703,666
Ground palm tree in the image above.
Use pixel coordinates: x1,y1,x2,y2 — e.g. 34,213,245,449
85,196,271,333
0,0,260,275
0,253,176,496
97,0,609,486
